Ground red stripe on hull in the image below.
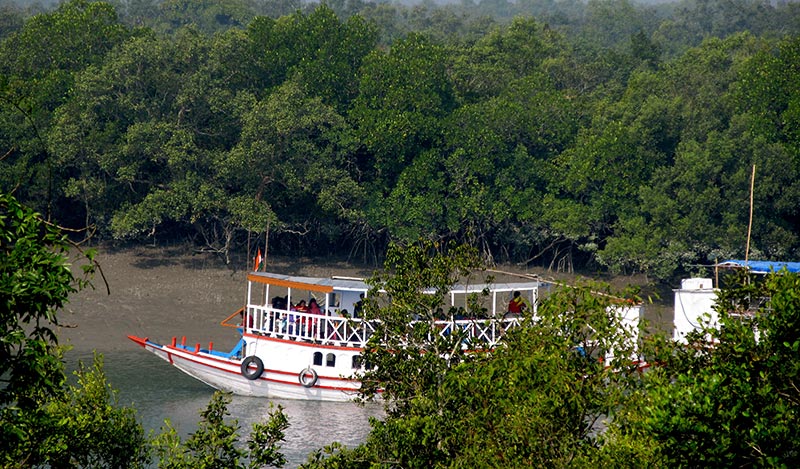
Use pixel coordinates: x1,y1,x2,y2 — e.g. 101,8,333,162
159,344,357,393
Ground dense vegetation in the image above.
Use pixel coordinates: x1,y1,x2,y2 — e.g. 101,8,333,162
3,194,799,466
0,192,290,468
2,0,800,282
307,239,800,469
310,242,800,468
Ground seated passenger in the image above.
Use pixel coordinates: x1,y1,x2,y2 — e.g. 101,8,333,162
507,291,530,317
285,300,307,334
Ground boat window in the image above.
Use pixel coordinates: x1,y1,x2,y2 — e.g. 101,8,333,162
313,352,323,366
326,353,336,367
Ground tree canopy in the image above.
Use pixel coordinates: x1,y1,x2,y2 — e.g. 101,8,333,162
3,0,800,282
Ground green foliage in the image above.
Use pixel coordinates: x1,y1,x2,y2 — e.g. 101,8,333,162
157,0,254,34
358,241,486,411
610,271,800,466
43,355,149,468
351,33,455,188
305,249,800,469
0,193,288,468
0,192,149,468
309,243,643,468
0,193,91,407
153,391,289,469
3,1,800,278
0,0,128,78
0,0,131,216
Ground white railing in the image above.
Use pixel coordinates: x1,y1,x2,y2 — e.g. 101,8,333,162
244,304,521,349
245,305,378,346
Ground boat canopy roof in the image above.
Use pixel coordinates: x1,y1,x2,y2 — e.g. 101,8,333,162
446,280,542,294
248,271,542,295
247,271,370,293
718,259,800,274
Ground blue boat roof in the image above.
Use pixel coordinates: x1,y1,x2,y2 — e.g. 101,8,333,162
718,260,800,274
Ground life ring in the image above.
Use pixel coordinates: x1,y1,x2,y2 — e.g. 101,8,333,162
298,367,318,388
241,356,264,380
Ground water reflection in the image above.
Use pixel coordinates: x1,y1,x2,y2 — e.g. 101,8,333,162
67,350,383,467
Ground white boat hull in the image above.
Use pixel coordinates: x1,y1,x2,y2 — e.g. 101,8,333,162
129,335,363,402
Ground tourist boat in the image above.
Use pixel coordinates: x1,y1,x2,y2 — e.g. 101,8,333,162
128,270,548,402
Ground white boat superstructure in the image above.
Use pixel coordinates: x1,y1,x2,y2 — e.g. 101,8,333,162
130,271,544,401
672,259,800,342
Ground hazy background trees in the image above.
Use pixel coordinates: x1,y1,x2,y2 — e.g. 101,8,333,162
2,0,800,283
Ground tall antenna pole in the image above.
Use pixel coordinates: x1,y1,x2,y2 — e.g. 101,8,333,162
745,164,755,263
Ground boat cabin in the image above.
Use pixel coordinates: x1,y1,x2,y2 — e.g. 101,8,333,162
234,271,543,349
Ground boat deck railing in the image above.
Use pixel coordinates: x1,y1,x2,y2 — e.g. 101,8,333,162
243,304,521,348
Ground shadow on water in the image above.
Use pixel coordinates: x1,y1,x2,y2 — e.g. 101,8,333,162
66,349,382,468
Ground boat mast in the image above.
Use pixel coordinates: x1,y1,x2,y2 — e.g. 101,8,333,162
745,164,755,264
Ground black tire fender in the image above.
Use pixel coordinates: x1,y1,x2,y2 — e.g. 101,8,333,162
241,356,264,380
298,367,318,388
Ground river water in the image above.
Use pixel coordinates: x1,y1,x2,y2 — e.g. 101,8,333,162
67,349,382,468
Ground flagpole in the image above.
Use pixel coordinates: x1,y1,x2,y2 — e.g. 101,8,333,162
246,229,252,272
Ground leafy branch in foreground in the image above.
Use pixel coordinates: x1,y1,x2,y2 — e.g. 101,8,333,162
612,270,800,467
0,192,147,468
152,391,289,469
356,241,488,414
1,193,290,468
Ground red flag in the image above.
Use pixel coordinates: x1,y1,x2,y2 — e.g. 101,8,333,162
253,249,262,271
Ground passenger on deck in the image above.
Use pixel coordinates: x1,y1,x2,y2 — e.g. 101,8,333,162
269,296,284,332
286,300,307,334
507,291,530,317
239,309,254,328
353,293,364,318
306,298,322,335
